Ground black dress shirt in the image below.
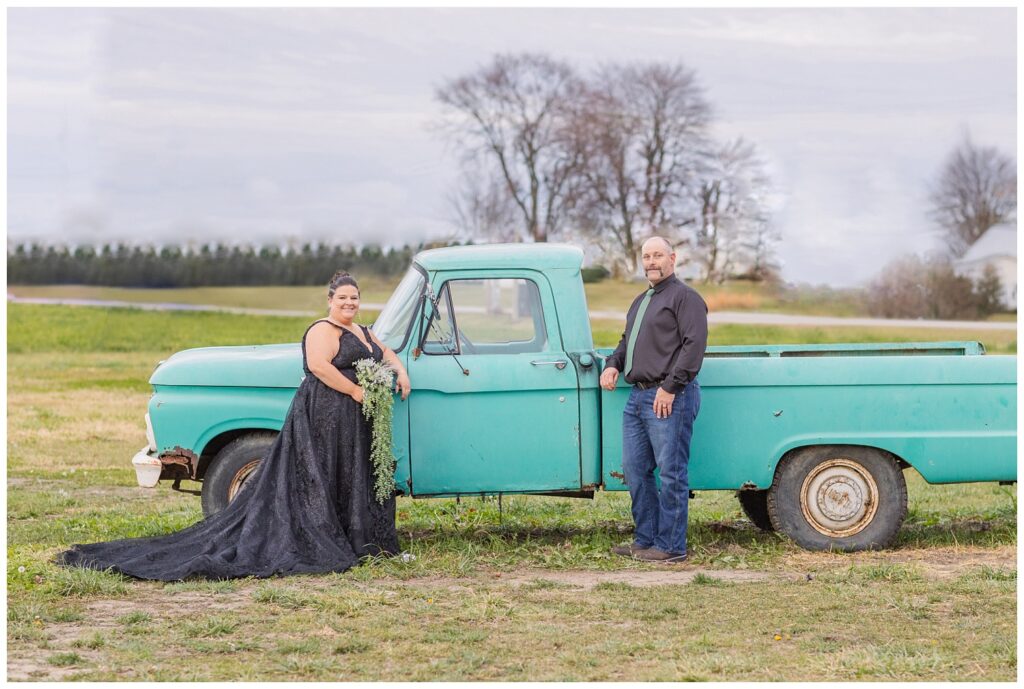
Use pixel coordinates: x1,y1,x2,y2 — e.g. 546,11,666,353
604,275,708,394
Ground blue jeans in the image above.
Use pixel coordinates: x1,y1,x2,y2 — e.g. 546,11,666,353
621,381,701,555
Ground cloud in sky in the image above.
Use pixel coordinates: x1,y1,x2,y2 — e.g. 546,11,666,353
6,7,1016,286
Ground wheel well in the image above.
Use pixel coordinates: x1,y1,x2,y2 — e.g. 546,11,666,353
195,429,279,480
774,444,909,480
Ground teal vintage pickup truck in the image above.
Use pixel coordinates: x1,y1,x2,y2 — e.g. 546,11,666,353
132,244,1017,551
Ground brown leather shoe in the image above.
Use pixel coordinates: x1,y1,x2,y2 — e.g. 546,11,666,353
633,547,688,564
611,542,649,558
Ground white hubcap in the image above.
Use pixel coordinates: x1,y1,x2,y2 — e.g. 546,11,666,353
800,459,878,537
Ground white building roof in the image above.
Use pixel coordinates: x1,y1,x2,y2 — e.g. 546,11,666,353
956,223,1017,265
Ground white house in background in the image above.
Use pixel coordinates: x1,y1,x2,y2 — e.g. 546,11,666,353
953,222,1017,310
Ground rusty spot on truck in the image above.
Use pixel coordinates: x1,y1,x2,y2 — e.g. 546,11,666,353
609,471,626,483
159,446,199,480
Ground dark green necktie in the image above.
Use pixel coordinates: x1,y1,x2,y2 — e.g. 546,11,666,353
624,288,655,377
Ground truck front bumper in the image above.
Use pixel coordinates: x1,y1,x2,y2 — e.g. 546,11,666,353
132,447,162,487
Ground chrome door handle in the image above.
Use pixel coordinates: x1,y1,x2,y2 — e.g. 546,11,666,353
531,359,567,370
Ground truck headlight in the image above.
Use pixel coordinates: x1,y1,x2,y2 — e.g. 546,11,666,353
145,413,156,452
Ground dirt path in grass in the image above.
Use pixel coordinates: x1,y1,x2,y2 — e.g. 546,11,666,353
781,544,1018,580
8,544,1015,680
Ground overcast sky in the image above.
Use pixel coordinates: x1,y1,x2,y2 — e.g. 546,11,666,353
6,7,1017,286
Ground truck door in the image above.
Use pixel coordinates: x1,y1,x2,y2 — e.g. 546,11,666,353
407,272,581,495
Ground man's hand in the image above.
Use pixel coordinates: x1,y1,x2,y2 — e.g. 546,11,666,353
653,387,675,418
600,367,620,391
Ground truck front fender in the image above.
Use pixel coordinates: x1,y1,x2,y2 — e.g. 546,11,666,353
149,385,295,463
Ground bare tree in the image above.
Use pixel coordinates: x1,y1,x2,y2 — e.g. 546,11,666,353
572,62,712,275
738,219,783,282
695,138,773,283
436,53,585,242
865,252,1005,320
929,133,1016,257
447,158,520,242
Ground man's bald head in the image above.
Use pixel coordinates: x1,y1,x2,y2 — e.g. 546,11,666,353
640,236,676,286
641,236,673,254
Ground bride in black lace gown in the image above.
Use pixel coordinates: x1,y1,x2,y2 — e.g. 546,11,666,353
57,272,411,581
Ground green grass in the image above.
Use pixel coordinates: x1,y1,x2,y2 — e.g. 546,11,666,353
117,611,152,625
13,280,1015,322
6,304,1016,680
593,320,1017,354
11,303,1016,358
46,652,84,667
7,303,378,355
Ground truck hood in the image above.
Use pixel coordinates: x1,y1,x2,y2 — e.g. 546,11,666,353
149,343,304,388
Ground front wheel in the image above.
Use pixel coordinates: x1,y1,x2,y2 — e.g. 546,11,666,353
200,432,277,517
767,445,907,551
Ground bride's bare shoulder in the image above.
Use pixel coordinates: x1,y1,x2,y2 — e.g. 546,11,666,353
307,320,342,339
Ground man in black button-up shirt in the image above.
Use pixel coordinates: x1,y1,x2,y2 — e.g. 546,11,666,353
601,237,707,563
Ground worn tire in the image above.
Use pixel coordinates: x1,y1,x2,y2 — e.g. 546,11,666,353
737,489,774,531
200,432,277,517
767,445,907,552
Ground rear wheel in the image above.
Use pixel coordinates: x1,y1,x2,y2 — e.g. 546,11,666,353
767,445,907,551
200,432,277,517
737,489,774,531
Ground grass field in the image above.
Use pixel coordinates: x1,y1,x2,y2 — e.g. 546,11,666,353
6,304,1017,680
10,279,1016,324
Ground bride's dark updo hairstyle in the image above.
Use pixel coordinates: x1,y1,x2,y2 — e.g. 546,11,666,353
328,271,359,298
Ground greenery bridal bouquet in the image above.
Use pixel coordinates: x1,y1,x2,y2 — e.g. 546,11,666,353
354,358,398,504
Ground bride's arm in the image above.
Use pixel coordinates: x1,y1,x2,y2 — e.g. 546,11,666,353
306,323,364,402
367,328,411,400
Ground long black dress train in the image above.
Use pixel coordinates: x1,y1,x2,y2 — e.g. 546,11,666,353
57,321,401,580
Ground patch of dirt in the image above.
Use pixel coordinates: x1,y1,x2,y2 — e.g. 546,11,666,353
481,568,794,588
6,659,82,682
9,477,197,501
308,567,800,594
7,586,251,681
780,545,1017,579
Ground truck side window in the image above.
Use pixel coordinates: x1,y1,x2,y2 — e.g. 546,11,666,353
422,278,548,355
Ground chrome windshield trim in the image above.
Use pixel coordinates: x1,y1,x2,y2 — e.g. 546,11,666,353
376,264,427,355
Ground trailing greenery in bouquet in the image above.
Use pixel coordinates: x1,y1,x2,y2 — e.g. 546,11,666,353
354,358,398,504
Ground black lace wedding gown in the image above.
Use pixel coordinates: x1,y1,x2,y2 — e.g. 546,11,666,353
56,321,400,580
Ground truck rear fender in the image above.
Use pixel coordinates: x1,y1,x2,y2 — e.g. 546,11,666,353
774,443,907,478
769,429,1017,484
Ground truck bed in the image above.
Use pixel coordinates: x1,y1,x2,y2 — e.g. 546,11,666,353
595,341,1016,490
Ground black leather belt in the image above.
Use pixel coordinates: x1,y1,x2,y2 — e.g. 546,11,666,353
633,379,664,390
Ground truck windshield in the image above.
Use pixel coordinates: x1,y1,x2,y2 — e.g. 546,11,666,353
372,266,425,352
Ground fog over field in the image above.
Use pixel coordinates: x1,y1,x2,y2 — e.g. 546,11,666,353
6,7,1016,286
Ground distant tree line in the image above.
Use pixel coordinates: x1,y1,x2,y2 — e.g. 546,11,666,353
435,53,779,282
7,242,418,287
